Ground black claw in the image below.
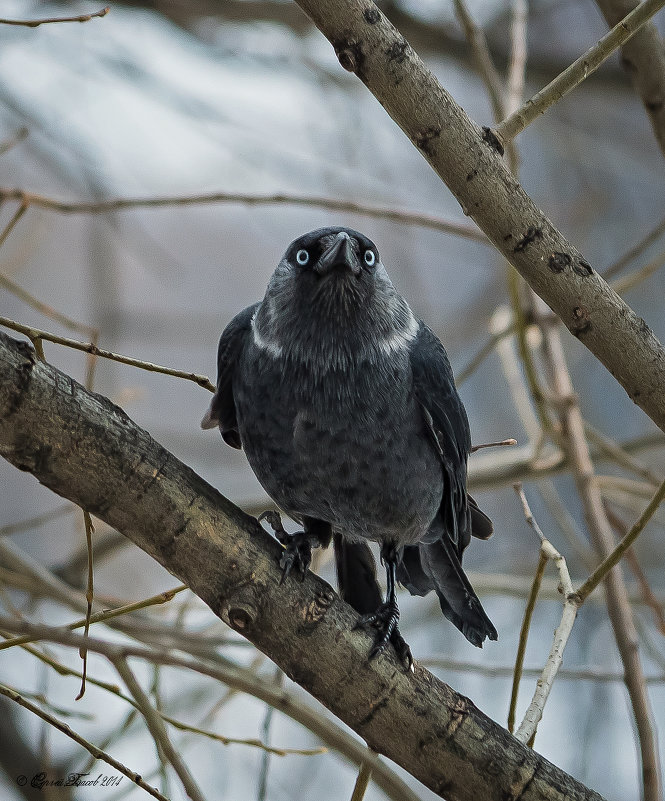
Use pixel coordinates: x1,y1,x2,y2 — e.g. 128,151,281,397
259,511,313,583
356,601,411,669
389,629,414,671
278,530,312,583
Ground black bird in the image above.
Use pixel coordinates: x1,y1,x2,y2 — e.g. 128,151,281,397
202,227,497,667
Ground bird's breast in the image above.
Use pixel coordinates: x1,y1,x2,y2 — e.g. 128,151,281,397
235,343,443,542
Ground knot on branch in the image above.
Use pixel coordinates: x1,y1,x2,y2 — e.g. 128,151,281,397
222,586,260,632
333,38,365,76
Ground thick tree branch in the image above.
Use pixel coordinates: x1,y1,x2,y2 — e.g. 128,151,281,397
291,0,665,434
0,332,605,801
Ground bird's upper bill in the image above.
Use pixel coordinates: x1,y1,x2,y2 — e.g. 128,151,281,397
284,227,379,280
315,231,361,277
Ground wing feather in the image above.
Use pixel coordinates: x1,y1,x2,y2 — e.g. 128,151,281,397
200,303,259,448
410,322,492,549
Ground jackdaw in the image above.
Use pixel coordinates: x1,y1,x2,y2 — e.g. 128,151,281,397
202,226,497,667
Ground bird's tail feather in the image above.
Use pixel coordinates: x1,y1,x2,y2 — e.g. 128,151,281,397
333,534,382,615
469,494,493,539
419,535,497,647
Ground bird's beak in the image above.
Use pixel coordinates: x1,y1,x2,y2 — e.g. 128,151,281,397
314,232,361,277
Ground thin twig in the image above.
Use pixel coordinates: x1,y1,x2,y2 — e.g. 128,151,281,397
0,619,420,801
512,484,578,745
508,549,547,734
419,656,665,684
584,422,664,487
0,585,188,652
604,505,665,635
0,127,28,157
456,321,515,386
506,0,528,117
0,201,27,249
0,188,487,243
0,271,99,340
75,511,95,701
112,657,208,801
350,759,374,801
0,316,215,391
495,0,665,143
612,245,665,295
452,0,506,122
0,7,109,26
18,641,324,757
470,438,517,453
0,683,169,801
0,503,75,536
537,303,662,801
537,479,596,569
257,667,284,801
603,214,665,279
576,477,665,603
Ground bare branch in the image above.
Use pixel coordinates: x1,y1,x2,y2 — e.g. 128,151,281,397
0,683,169,801
452,0,506,122
612,246,665,295
0,7,109,27
0,188,487,243
291,0,665,432
113,658,208,801
576,477,665,603
511,485,578,745
604,506,665,635
495,0,665,143
506,0,528,117
0,586,188,652
0,316,214,391
0,202,27,249
470,438,517,453
350,759,374,801
538,308,662,800
508,549,547,734
603,214,665,279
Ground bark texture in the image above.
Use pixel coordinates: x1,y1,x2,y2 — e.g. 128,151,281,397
0,331,606,801
292,0,665,434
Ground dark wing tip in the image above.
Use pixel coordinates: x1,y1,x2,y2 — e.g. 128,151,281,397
222,430,242,449
469,495,493,540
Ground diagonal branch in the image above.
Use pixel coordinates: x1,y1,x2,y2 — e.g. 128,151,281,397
0,331,606,801
292,0,665,434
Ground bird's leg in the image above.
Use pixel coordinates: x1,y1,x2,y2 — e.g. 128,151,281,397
356,542,413,670
259,512,331,584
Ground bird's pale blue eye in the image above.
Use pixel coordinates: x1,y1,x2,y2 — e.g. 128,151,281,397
364,250,376,267
296,249,310,265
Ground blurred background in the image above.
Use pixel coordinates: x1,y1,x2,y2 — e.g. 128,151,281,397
1,1,665,799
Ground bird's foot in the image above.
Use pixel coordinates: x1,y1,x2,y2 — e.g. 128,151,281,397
258,511,312,582
278,531,312,583
355,602,413,671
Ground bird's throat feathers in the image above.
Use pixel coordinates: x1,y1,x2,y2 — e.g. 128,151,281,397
251,264,420,371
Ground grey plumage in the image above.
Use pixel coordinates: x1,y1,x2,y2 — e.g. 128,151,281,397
202,226,497,665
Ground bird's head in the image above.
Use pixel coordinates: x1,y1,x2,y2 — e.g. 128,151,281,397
254,227,417,366
265,227,390,317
